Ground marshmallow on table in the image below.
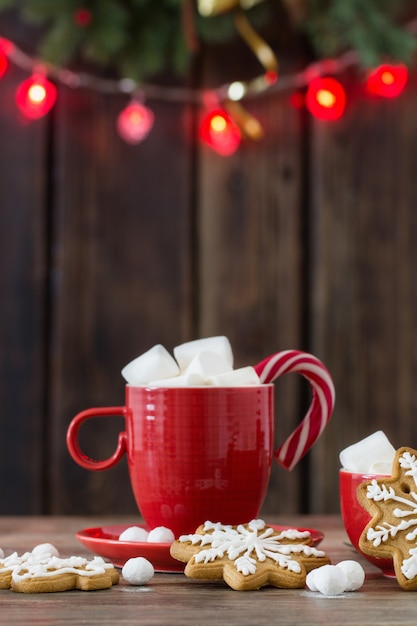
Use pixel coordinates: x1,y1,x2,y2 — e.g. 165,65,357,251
173,336,233,372
208,366,261,386
121,344,180,385
306,565,347,596
306,561,365,596
122,557,154,585
336,560,365,591
339,430,395,473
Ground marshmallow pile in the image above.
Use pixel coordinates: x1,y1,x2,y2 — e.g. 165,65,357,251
121,336,261,387
306,561,365,596
119,526,175,544
339,430,395,474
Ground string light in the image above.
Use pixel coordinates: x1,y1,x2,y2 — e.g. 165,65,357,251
199,108,241,156
366,63,408,98
0,32,415,153
305,77,346,120
116,101,154,144
15,74,57,119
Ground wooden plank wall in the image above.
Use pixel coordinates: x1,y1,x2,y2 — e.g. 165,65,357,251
1,13,417,518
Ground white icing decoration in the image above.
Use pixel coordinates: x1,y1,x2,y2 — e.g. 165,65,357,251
0,550,114,582
179,519,325,576
365,450,417,579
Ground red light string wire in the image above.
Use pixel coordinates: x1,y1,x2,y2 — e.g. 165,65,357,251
2,31,412,104
0,18,416,152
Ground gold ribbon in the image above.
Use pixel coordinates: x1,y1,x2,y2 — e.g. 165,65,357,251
198,1,278,75
233,8,278,74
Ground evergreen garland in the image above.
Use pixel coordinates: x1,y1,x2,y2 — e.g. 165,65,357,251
0,0,415,82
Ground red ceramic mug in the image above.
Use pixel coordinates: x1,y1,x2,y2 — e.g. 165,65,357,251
67,350,335,537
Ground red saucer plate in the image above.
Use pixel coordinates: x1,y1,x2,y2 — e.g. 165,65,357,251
76,524,324,572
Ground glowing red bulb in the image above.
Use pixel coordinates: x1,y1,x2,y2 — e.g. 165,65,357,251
366,64,408,98
117,102,154,144
0,50,7,78
74,8,92,27
15,75,57,119
199,109,241,156
289,91,305,109
305,77,346,120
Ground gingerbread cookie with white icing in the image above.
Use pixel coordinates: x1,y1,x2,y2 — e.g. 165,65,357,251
358,446,417,590
0,546,119,593
170,519,331,591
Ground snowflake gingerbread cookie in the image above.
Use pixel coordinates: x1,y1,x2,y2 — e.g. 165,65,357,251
358,446,417,590
170,519,331,591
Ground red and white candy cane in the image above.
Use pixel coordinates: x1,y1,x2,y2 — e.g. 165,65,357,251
254,350,335,471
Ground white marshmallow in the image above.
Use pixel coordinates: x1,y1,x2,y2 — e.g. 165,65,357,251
119,526,149,542
184,351,232,382
369,461,392,475
339,430,395,473
31,543,60,558
208,366,260,386
122,557,154,585
147,527,175,543
121,344,180,385
336,560,365,591
174,336,233,372
310,564,348,596
305,569,319,591
148,372,205,387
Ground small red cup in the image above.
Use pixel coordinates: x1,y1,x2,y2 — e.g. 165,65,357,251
339,469,394,577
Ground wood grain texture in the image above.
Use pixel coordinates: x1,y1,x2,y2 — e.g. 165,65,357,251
46,86,195,514
0,61,48,513
309,68,417,512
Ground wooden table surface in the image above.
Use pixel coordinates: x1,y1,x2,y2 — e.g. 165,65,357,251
0,515,413,625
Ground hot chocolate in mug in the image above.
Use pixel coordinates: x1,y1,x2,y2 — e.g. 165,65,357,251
67,350,335,537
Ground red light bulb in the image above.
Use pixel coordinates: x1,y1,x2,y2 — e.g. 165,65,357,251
0,50,7,78
366,64,408,98
74,8,92,27
117,102,154,144
16,75,57,119
305,77,346,121
199,109,241,156
289,91,305,110
0,38,11,79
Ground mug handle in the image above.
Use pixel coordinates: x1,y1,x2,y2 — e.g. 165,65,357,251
254,350,335,471
66,406,128,470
